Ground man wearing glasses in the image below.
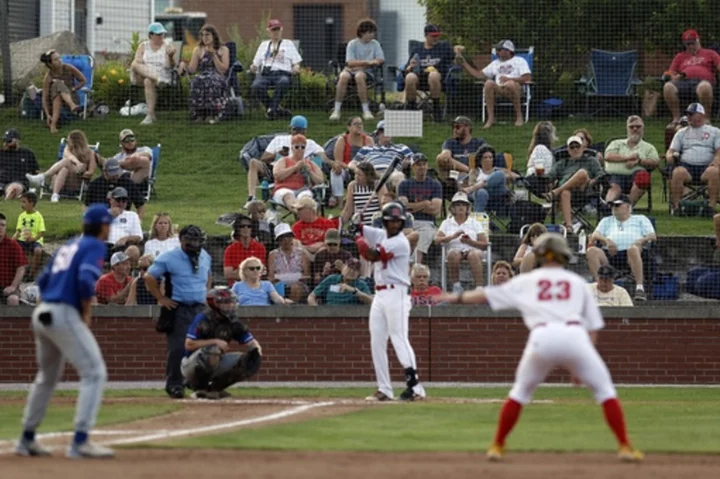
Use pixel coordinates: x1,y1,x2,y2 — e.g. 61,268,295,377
603,116,659,204
107,129,152,184
0,128,40,201
587,195,656,302
85,158,146,219
435,116,486,184
223,215,267,287
663,29,720,128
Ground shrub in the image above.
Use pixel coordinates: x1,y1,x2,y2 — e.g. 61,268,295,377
94,61,131,109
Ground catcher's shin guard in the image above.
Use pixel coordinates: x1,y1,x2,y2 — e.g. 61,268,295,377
208,348,263,392
188,345,222,390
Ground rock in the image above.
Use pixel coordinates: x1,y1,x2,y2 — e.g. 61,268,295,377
2,31,88,93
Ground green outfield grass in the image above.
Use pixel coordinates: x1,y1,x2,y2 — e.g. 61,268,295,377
0,109,708,239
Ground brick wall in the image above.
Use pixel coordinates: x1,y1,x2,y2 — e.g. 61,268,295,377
1,306,718,384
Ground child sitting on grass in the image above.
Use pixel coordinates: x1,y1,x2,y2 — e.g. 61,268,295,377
13,192,45,278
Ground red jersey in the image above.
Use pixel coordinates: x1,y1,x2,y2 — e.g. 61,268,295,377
95,273,131,304
0,236,27,288
411,286,443,306
292,217,337,246
670,49,720,83
223,239,267,286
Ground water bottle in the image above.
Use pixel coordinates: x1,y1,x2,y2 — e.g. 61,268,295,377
261,179,270,201
412,53,420,74
578,230,587,255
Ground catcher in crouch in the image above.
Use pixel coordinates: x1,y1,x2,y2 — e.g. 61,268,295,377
182,287,262,399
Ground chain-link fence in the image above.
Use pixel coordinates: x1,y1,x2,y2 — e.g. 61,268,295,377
1,1,719,308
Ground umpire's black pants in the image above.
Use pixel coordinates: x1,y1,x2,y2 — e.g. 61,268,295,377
166,303,204,391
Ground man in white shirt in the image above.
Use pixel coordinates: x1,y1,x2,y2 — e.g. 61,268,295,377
107,187,143,250
455,40,531,129
588,265,634,307
250,19,302,120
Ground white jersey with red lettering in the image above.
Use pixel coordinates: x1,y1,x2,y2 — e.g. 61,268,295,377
361,225,411,287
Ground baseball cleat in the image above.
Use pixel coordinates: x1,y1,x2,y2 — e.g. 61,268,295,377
66,442,115,459
365,390,392,401
618,445,644,462
15,440,51,457
165,386,185,399
191,390,220,400
486,443,504,461
399,387,423,401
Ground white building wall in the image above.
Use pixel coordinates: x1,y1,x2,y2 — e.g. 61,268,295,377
40,0,74,36
92,0,154,54
379,0,426,67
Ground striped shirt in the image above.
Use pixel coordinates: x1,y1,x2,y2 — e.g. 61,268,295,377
352,183,381,225
354,143,413,171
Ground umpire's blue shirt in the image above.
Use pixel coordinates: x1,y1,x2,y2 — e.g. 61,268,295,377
147,247,211,304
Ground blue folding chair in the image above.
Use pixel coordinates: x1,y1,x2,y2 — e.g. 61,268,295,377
39,138,99,201
60,55,94,119
480,46,534,124
145,144,161,201
576,49,642,117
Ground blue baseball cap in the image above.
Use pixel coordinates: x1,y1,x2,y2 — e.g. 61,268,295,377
148,22,167,35
83,204,113,226
290,115,308,129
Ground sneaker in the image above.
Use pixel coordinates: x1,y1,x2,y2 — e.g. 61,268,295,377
329,111,341,121
633,289,647,302
572,221,583,235
243,197,256,209
700,205,716,218
15,439,51,457
50,193,60,203
618,445,644,462
26,173,45,187
365,390,392,401
452,282,464,295
140,115,154,125
66,441,115,459
399,387,423,401
362,110,374,121
157,79,171,88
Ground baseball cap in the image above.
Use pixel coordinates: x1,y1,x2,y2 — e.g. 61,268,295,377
83,204,113,226
268,19,283,29
686,102,705,115
611,194,631,206
452,115,472,127
274,223,294,240
374,120,385,132
148,22,167,35
324,229,341,244
103,158,123,175
111,252,130,267
496,39,515,53
410,153,428,165
451,191,471,204
295,196,317,211
682,29,699,43
424,24,441,37
597,265,616,279
290,115,308,129
567,135,584,147
3,128,21,142
119,129,135,142
110,186,129,199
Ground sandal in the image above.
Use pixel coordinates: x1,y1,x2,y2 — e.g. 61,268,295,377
543,191,556,202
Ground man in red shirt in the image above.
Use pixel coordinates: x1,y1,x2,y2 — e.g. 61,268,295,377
291,197,337,254
0,213,28,306
664,29,720,126
95,251,132,304
223,215,267,286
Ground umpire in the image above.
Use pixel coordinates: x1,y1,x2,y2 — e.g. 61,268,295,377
144,225,212,399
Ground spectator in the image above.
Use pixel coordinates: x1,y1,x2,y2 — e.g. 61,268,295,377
39,49,85,133
107,187,143,251
663,29,720,127
308,258,372,305
125,254,158,305
231,257,288,305
85,158,146,218
292,197,336,255
267,223,310,304
105,129,152,185
349,120,412,191
491,260,514,285
341,161,385,227
398,153,443,264
245,116,328,206
587,195,656,302
1,128,40,201
311,229,352,286
330,18,385,121
131,22,178,125
144,225,212,399
223,214,267,286
330,117,374,207
373,189,420,253
410,263,443,306
272,134,324,210
667,103,720,216
544,135,605,232
455,40,531,128
180,24,229,124
0,212,27,306
435,192,488,292
463,144,515,213
245,200,274,251
572,128,604,163
13,192,45,278
435,116,486,183
525,121,557,195
588,265,633,307
144,212,179,258
512,223,547,274
404,24,455,121
95,252,132,305
251,19,302,120
26,130,98,203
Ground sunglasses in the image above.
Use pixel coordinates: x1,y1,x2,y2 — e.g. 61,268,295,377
122,137,136,143
611,202,625,207
453,124,467,129
245,266,262,271
115,198,129,202
568,144,582,150
326,242,339,246
270,27,281,31
294,144,306,150
237,224,253,229
351,122,363,126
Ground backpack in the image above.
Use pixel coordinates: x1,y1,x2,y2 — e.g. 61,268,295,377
19,92,43,120
507,201,547,234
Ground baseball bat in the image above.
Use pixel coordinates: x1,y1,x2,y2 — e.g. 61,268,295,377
358,153,403,218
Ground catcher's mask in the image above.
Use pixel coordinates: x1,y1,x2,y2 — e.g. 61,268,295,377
207,287,238,319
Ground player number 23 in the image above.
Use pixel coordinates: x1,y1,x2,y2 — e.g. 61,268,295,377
537,279,570,301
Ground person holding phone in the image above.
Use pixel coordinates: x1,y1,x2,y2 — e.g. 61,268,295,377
307,258,372,305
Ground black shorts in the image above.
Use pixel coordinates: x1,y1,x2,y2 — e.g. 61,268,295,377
679,162,708,183
606,249,629,270
674,79,703,102
609,171,641,193
406,72,432,92
18,241,42,255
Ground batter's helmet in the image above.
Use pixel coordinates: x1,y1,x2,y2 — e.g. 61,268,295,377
207,287,238,318
533,232,573,266
381,202,407,222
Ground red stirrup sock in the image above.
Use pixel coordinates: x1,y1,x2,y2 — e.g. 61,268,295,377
493,398,523,446
602,398,630,446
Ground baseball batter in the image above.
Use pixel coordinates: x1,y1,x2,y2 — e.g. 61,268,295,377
354,202,426,401
16,204,115,459
439,233,643,462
